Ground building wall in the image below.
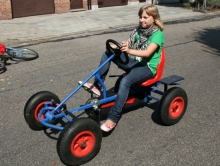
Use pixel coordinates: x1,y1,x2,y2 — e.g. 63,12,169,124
128,0,140,5
91,0,98,9
83,0,88,10
0,0,152,20
0,0,12,20
54,0,70,13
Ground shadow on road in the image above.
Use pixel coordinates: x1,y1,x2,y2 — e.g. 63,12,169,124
122,98,165,126
42,86,167,139
0,58,37,74
193,26,220,56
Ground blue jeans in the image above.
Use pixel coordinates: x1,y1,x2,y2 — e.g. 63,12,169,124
95,51,153,123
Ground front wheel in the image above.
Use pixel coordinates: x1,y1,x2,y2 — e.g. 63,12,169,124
57,118,102,166
158,87,188,126
24,91,60,130
7,48,38,60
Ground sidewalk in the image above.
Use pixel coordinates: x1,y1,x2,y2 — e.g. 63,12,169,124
0,3,220,46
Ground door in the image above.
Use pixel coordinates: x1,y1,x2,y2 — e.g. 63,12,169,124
70,0,83,10
98,0,128,8
11,0,55,18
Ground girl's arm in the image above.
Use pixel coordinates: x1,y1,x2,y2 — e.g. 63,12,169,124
121,41,158,58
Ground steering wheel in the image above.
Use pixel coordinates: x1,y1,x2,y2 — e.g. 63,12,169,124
106,39,129,65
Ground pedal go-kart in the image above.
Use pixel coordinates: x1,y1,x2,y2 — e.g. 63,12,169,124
24,39,188,166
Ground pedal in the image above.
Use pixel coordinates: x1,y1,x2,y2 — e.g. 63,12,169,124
82,86,93,94
78,81,91,93
78,81,100,97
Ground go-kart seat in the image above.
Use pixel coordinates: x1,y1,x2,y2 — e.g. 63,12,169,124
140,48,165,87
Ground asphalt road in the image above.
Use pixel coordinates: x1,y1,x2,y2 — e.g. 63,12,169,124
0,17,220,166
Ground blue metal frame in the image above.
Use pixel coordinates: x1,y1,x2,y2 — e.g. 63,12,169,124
38,54,117,130
37,53,181,131
5,46,23,57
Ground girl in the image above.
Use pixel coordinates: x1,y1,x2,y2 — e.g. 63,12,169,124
79,5,164,132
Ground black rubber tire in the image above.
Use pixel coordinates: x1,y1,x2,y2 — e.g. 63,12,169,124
7,48,38,60
57,118,102,166
0,61,5,71
24,91,60,130
158,87,188,126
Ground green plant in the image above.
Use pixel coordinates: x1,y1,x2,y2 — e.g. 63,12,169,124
183,1,196,8
183,2,191,8
207,0,220,8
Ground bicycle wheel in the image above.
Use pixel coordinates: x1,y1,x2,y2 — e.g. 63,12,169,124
7,48,39,60
0,61,5,71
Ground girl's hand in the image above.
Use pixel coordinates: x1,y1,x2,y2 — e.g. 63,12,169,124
106,44,118,53
121,40,130,54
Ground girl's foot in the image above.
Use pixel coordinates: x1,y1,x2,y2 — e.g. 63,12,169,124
78,81,101,96
100,120,116,132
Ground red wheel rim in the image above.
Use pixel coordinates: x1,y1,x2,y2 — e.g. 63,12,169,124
169,97,184,119
70,131,95,158
34,102,48,122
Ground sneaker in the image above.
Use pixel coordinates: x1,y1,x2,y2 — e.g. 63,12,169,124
78,81,101,96
100,121,116,132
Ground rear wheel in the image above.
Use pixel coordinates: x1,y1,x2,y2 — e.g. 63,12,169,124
158,87,188,126
24,91,60,130
57,118,102,166
7,48,38,60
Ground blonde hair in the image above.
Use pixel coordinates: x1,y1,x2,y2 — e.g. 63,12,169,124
138,5,164,31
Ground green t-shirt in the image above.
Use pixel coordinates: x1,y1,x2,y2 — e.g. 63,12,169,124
134,30,164,75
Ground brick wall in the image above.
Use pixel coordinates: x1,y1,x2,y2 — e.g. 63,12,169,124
83,0,88,10
0,0,12,20
84,0,98,10
54,0,70,14
128,0,139,5
0,0,151,20
92,0,98,5
91,0,98,9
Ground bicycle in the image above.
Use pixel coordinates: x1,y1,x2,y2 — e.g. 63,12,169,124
0,43,39,71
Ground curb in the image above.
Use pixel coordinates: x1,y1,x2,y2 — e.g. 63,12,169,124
5,11,220,47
